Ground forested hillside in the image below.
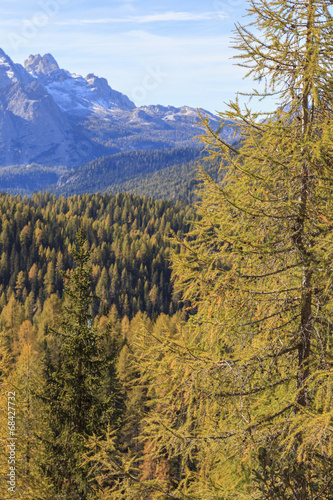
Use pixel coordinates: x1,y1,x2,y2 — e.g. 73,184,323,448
0,147,205,198
0,164,68,195
51,146,205,196
104,155,226,202
0,146,230,202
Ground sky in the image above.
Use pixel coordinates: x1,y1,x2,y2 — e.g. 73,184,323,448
0,0,261,114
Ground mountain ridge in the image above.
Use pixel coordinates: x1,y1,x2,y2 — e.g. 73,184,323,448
0,49,235,194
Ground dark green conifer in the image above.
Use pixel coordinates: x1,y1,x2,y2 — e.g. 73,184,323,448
41,229,121,499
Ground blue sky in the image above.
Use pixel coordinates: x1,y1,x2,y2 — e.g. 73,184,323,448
0,0,259,114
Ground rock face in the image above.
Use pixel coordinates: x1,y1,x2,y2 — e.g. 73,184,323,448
0,49,231,169
0,80,93,167
24,53,60,75
0,48,34,89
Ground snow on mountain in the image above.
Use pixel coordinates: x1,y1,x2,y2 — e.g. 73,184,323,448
122,105,219,130
24,53,135,116
0,48,34,88
23,54,220,130
22,53,224,135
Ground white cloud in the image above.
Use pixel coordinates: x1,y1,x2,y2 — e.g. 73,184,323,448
56,11,228,26
135,11,228,22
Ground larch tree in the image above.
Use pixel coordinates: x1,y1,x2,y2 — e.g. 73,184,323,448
0,312,53,499
132,0,333,498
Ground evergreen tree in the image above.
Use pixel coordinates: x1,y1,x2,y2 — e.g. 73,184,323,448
40,229,121,499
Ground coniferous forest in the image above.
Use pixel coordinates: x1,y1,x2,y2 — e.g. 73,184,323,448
0,192,193,320
3,0,333,498
0,192,193,499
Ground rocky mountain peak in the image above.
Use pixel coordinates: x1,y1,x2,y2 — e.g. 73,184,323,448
85,73,109,90
24,53,60,76
83,73,135,111
0,48,33,88
22,54,136,114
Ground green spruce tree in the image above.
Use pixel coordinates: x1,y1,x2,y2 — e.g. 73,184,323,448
40,229,121,499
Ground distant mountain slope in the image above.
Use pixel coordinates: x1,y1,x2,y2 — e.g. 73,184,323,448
45,147,227,203
0,49,97,168
0,147,228,201
103,156,226,203
0,80,97,167
0,164,68,195
51,147,205,196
